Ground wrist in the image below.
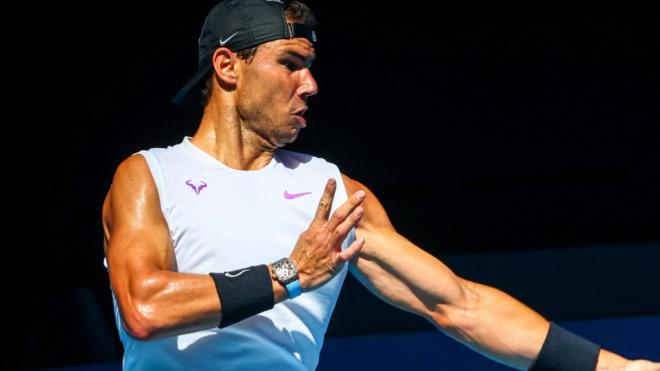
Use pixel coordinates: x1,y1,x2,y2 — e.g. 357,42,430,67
209,264,275,328
289,257,305,289
530,322,600,371
268,264,290,303
596,349,630,371
270,257,302,299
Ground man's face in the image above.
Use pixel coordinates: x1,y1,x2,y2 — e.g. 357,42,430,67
235,37,318,147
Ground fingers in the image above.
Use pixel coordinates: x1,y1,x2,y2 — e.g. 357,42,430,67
337,236,366,262
331,206,364,250
625,360,660,371
312,178,337,224
327,189,366,230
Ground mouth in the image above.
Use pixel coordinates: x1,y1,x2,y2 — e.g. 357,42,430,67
291,107,308,128
292,106,308,117
292,115,307,128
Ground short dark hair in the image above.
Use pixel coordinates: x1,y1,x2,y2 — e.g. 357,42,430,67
201,1,317,105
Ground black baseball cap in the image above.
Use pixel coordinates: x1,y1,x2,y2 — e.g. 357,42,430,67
172,0,318,109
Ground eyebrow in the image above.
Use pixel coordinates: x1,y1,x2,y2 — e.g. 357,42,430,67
282,50,316,67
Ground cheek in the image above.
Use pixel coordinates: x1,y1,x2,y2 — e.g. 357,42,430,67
241,73,284,106
237,79,291,130
260,75,290,103
252,85,290,119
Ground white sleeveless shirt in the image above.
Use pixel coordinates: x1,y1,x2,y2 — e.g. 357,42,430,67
112,137,353,370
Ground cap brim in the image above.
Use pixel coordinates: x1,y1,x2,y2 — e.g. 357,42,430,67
171,63,213,110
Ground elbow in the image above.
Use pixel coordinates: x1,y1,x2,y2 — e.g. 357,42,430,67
124,324,154,341
428,304,460,333
117,274,168,340
428,278,480,337
429,302,481,344
122,303,160,340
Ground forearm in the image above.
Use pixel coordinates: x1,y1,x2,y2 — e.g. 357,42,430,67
440,281,636,370
353,232,623,370
113,267,287,340
434,279,548,369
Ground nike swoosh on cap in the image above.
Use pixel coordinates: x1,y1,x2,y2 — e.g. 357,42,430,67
219,31,239,46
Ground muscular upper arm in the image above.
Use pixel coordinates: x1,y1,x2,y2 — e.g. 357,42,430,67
103,155,174,318
342,173,467,321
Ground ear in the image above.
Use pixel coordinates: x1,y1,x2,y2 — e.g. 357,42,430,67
211,47,238,86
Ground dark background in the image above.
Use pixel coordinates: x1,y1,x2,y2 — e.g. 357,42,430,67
23,3,660,370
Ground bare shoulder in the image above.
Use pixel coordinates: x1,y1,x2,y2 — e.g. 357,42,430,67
112,154,155,191
103,154,161,238
341,173,394,231
341,173,362,194
341,173,377,197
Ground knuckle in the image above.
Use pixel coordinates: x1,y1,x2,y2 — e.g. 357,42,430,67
302,233,314,245
332,210,346,222
331,228,346,242
330,230,340,242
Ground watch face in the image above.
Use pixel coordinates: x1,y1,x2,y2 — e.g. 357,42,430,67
273,258,298,283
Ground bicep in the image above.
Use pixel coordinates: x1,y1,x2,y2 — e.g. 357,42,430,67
342,174,466,320
350,228,465,320
349,230,433,315
104,155,174,299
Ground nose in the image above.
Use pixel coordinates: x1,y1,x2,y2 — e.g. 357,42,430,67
297,68,318,100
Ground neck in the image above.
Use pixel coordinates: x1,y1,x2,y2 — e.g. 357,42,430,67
191,102,275,171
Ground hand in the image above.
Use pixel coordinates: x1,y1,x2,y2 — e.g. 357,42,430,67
599,349,660,371
290,178,366,291
624,360,660,371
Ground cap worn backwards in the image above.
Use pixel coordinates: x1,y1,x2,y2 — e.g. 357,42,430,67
172,0,318,109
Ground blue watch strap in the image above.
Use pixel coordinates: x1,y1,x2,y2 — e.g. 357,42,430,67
285,279,302,299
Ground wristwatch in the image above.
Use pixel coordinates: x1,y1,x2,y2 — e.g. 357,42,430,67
271,257,302,299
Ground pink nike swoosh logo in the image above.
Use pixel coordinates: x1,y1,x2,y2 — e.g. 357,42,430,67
284,190,312,199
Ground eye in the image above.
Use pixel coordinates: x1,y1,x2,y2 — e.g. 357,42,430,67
282,60,298,71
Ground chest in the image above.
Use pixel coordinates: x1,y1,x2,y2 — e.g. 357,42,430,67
162,167,332,272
